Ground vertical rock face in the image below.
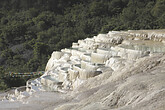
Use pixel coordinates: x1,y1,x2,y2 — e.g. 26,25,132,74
41,29,165,92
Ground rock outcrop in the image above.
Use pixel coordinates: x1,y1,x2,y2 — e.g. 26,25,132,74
40,30,165,92
55,54,165,110
1,29,165,110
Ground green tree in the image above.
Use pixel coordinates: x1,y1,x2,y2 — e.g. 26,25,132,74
0,66,7,90
152,0,165,17
90,1,108,16
157,13,165,28
33,42,50,59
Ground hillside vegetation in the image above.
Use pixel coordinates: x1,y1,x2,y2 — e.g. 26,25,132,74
0,0,165,90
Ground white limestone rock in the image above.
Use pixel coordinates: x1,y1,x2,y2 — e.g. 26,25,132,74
111,46,149,60
58,72,67,82
72,43,79,48
70,56,81,64
79,69,101,80
68,69,79,81
51,51,64,60
61,48,72,53
60,53,71,62
73,64,81,73
45,51,64,71
91,53,110,64
72,78,84,89
81,54,91,61
105,57,125,71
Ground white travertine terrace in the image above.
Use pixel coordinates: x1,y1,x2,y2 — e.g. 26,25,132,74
4,29,165,102
39,29,165,92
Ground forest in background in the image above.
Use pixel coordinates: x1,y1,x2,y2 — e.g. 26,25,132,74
0,0,165,90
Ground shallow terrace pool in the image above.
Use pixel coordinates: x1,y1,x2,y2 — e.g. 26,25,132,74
120,41,165,53
42,75,58,81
